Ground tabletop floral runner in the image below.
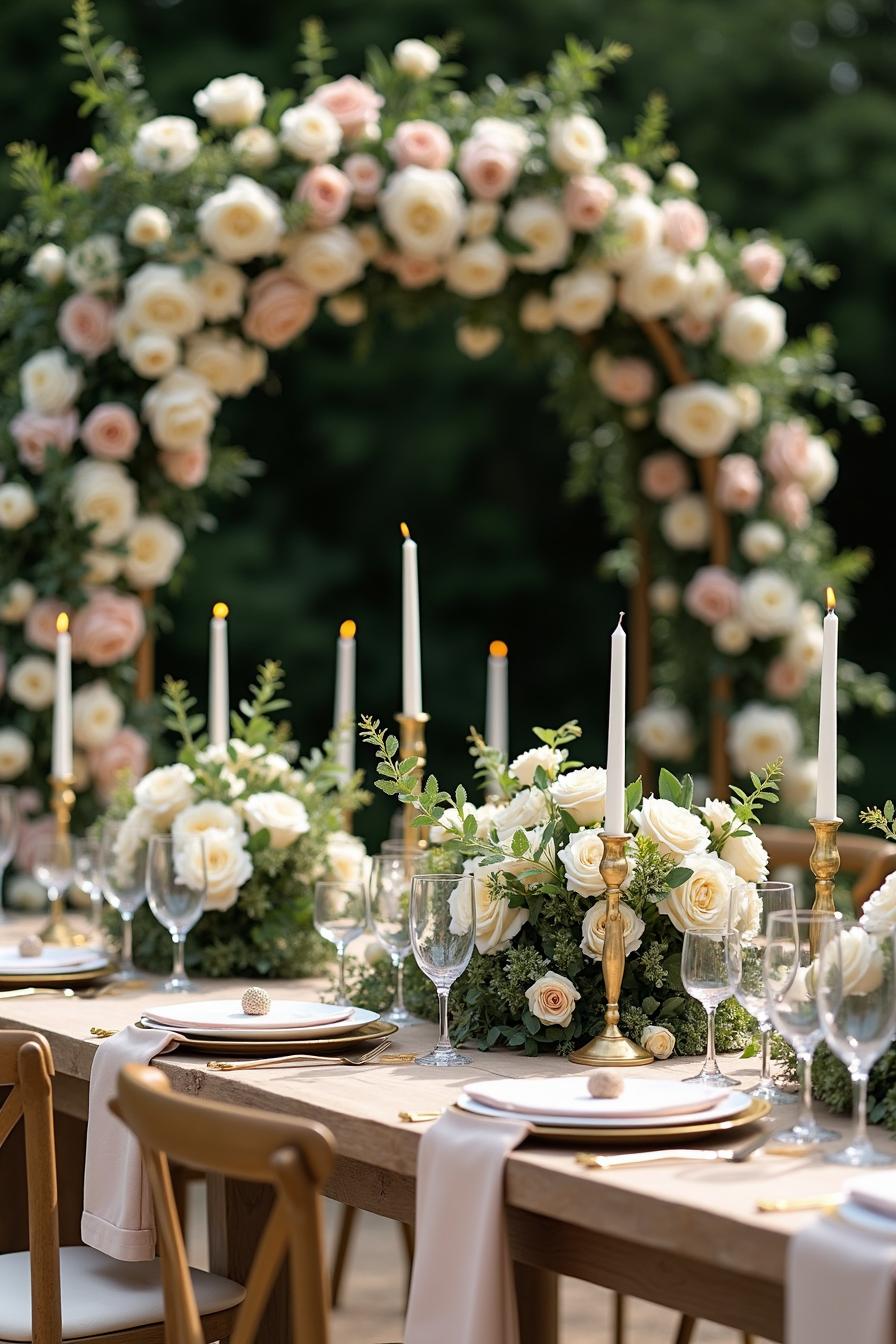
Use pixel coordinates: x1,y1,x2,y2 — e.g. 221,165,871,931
0,5,887,830
105,660,367,976
355,717,780,1055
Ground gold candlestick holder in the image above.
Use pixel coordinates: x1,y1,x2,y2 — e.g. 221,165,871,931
40,775,83,947
569,834,653,1067
809,817,841,955
395,713,431,856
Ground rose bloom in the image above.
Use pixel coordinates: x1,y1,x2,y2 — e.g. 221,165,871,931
10,409,78,473
634,795,709,863
563,174,617,232
0,580,36,624
740,239,785,293
444,239,509,298
632,699,695,761
549,765,607,826
551,266,614,333
125,264,204,338
125,204,172,249
393,38,441,79
492,787,548,841
390,253,443,289
657,381,740,457
24,598,71,652
525,972,580,1028
71,588,146,666
639,451,689,501
739,568,801,639
770,481,810,530
720,295,787,365
242,268,317,348
674,313,713,345
649,578,679,615
661,493,710,550
243,791,310,849
284,225,366,294
559,828,628,898
133,116,200,174
379,166,464,258
766,656,807,700
196,260,248,322
617,247,692,319
0,483,38,531
160,443,209,490
508,745,565,787
762,418,811,483
308,75,384,138
449,857,529,956
186,331,266,397
80,403,141,462
66,148,104,191
194,73,265,128
27,243,67,286
0,728,33,782
661,198,709,253
20,348,82,415
327,292,366,326
683,566,741,626
716,452,762,513
295,164,352,228
456,323,502,359
659,851,738,935
57,293,116,360
198,175,285,264
233,126,280,170
123,514,185,589
127,332,179,381
861,871,896,937
342,153,384,206
684,253,729,321
72,679,124,749
7,655,55,711
740,519,785,564
504,196,571,273
606,195,663,272
803,436,838,502
69,458,137,545
142,370,219,452
580,898,644,961
88,727,150,803
728,701,801,776
641,1024,676,1059
389,120,452,170
591,352,656,406
548,114,607,174
519,292,555,333
457,134,521,201
730,382,762,430
279,103,342,163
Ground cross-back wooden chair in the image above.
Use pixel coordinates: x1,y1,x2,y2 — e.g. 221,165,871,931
113,1061,339,1344
760,824,896,911
0,1029,244,1344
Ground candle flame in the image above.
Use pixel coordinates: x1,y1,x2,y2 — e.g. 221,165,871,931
340,619,357,640
826,587,836,612
400,521,411,540
56,612,69,634
489,640,508,659
212,601,229,620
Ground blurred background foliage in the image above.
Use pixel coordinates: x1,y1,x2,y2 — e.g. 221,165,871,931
1,0,894,841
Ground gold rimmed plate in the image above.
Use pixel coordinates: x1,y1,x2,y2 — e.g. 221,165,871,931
0,963,113,990
454,1096,771,1144
136,1017,398,1056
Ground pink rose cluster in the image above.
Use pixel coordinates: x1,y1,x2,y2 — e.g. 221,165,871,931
683,566,741,626
160,443,209,490
57,293,116,360
740,240,785,293
88,726,150,801
242,268,317,349
308,76,383,139
563,175,617,232
388,120,452,171
661,199,709,253
71,589,145,667
639,450,690,501
25,598,73,652
716,453,762,514
457,123,526,201
10,410,79,473
81,403,141,461
761,419,811,530
296,164,353,228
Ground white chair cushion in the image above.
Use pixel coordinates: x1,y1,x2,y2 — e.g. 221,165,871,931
0,1244,245,1341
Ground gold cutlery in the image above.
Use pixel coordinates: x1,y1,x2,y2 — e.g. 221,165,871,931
206,1042,405,1071
0,980,146,1000
577,1129,773,1170
756,1195,843,1213
399,1110,444,1123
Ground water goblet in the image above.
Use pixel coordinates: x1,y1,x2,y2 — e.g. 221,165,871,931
681,928,742,1087
817,920,896,1166
314,879,366,1005
98,818,148,982
368,852,425,1025
727,880,798,1104
0,787,19,917
146,834,207,992
32,833,74,925
72,836,105,943
409,872,475,1068
764,909,840,1146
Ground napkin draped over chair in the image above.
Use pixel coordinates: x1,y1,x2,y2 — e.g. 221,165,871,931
788,1199,896,1344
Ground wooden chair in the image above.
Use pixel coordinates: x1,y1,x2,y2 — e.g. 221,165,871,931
760,824,896,910
0,1029,244,1344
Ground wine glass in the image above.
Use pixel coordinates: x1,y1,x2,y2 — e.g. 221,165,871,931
764,909,840,1146
727,881,798,1104
681,928,742,1087
314,879,366,1005
72,836,105,943
32,833,74,924
98,818,148,982
409,872,475,1068
817,921,896,1166
0,787,19,917
368,852,426,1025
146,835,207,992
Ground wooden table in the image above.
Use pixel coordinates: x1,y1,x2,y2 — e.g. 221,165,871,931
1,978,889,1344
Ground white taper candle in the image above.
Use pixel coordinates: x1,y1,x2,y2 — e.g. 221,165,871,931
815,588,839,821
51,612,72,779
485,640,509,760
209,601,230,748
605,613,627,836
334,619,357,778
400,523,422,716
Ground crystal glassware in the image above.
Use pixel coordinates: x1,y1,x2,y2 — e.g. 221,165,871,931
0,787,19,917
409,872,475,1067
681,928,742,1087
32,833,74,924
764,909,840,1146
72,836,105,943
368,852,426,1025
98,818,148,982
817,920,896,1166
146,834,207,992
314,879,366,1005
727,880,798,1104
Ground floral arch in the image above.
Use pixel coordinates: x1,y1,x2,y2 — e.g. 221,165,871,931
0,5,884,830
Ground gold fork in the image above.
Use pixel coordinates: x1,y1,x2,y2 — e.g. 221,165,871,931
206,1042,405,1071
0,980,147,1001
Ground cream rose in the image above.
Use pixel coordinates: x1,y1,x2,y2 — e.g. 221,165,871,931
720,296,787,365
284,226,366,295
505,196,571,274
640,1024,676,1058
243,791,310,849
803,436,839,503
142,369,219,452
134,763,195,826
740,520,785,564
393,38,441,79
861,872,896,937
519,292,555,333
525,972,580,1028
178,826,252,911
20,348,82,415
279,103,342,163
198,176,285,264
379,166,465,259
549,766,607,826
326,292,366,326
196,260,248,321
0,580,36,623
551,266,614,333
125,264,203,337
728,702,801,777
607,196,663,272
0,728,32,781
618,248,692,320
509,745,565,787
133,115,200,174
449,857,529,956
194,74,265,127
825,926,885,997
72,680,124,749
456,323,502,359
683,253,729,321
659,850,738,934
123,514,185,588
649,578,680,615
325,830,369,883
721,828,769,884
27,243,67,286
444,239,510,298
739,569,800,639
548,114,608,173
660,493,710,550
715,616,752,655
172,800,243,844
66,234,121,293
580,897,645,962
125,205,172,249
128,332,179,380
7,655,55,711
0,484,38,531
559,828,609,897
69,459,137,546
233,125,280,170
657,382,740,457
492,787,549,841
634,796,709,863
632,701,694,761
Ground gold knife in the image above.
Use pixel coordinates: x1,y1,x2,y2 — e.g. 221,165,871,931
756,1195,843,1213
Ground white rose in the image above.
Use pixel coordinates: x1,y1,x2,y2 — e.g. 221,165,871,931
198,175,285,264
728,702,801,777
468,117,530,157
194,74,265,128
781,757,818,818
123,514,185,588
649,578,680,615
784,622,824,674
505,196,571,274
683,253,729,320
456,323,502,359
20,348,82,414
125,264,204,337
607,196,663,272
393,38,441,79
740,520,785,564
713,617,751,656
232,125,280,170
128,331,180,380
559,828,631,899
739,569,800,639
83,549,122,586
525,972,580,1028
279,103,342,163
825,926,885,997
632,700,694,762
661,493,710,550
549,766,607,826
430,801,498,844
659,850,738,934
172,801,244,846
720,296,787,365
720,828,769,883
326,293,367,326
195,260,248,321
72,680,124,749
658,382,740,457
802,436,838,503
243,791,310,849
492,787,549,841
125,205,171,249
7,655,55,710
177,825,252,911
641,1024,676,1058
581,897,644,962
861,872,896,936
66,234,121,293
0,728,32,781
444,239,510,298
519,292,555,333
379,166,465,259
134,763,195,826
112,806,156,886
618,248,691,320
730,382,763,430
449,857,529,955
731,881,762,941
634,796,709,863
551,265,614,333
325,830,369,883
0,579,36,622
285,226,366,295
548,114,607,173
509,745,565,787
465,201,501,239
142,369,219,451
186,330,253,395
27,243,67,286
665,161,698,192
133,116,200,174
69,460,137,546
354,222,385,261
0,484,38,531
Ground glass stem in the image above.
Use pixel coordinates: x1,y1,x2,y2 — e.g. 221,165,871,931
437,988,451,1052
120,913,134,972
172,934,186,981
0,860,7,915
797,1051,815,1133
853,1071,869,1148
337,943,346,1001
705,1005,719,1073
394,955,406,1014
759,1027,771,1086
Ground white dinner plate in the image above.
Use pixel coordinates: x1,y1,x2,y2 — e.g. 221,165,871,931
0,948,110,975
837,1199,896,1238
463,1075,726,1120
457,1090,750,1129
139,1005,380,1041
142,999,354,1033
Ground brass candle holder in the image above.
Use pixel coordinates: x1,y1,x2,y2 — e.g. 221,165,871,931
569,834,653,1067
809,817,841,955
395,712,431,856
40,775,83,947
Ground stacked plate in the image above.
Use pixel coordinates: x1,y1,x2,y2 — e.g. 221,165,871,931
838,1173,896,1235
137,999,397,1056
0,943,112,989
457,1075,770,1142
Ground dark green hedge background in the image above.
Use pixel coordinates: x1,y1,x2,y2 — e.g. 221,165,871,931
2,0,894,840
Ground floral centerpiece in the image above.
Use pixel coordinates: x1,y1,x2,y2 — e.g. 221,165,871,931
357,716,780,1056
109,660,368,977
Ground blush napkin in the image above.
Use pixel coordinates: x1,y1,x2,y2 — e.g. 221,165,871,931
404,1107,530,1344
81,1024,182,1261
788,1201,896,1344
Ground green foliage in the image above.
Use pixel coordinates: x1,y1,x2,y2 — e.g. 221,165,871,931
622,92,676,171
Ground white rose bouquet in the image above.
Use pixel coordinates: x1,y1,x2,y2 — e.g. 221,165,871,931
107,660,368,977
358,717,780,1056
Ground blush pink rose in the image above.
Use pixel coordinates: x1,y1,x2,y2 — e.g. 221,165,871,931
295,164,352,227
457,137,521,201
309,76,383,138
160,443,209,490
71,589,146,666
639,451,690,501
10,410,79,473
80,402,141,462
389,120,453,171
766,656,807,700
716,453,762,513
88,726,150,801
615,163,652,194
57,293,116,360
740,240,785,293
65,148,104,191
25,598,73,653
683,566,741,626
770,482,810,530
762,419,811,483
390,254,443,289
242,268,317,349
563,175,617,232
16,814,57,873
661,199,709,253
593,354,656,406
674,314,713,344
342,153,383,206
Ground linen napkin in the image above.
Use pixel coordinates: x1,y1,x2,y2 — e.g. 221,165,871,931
404,1107,530,1344
81,1024,182,1261
788,1201,896,1344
